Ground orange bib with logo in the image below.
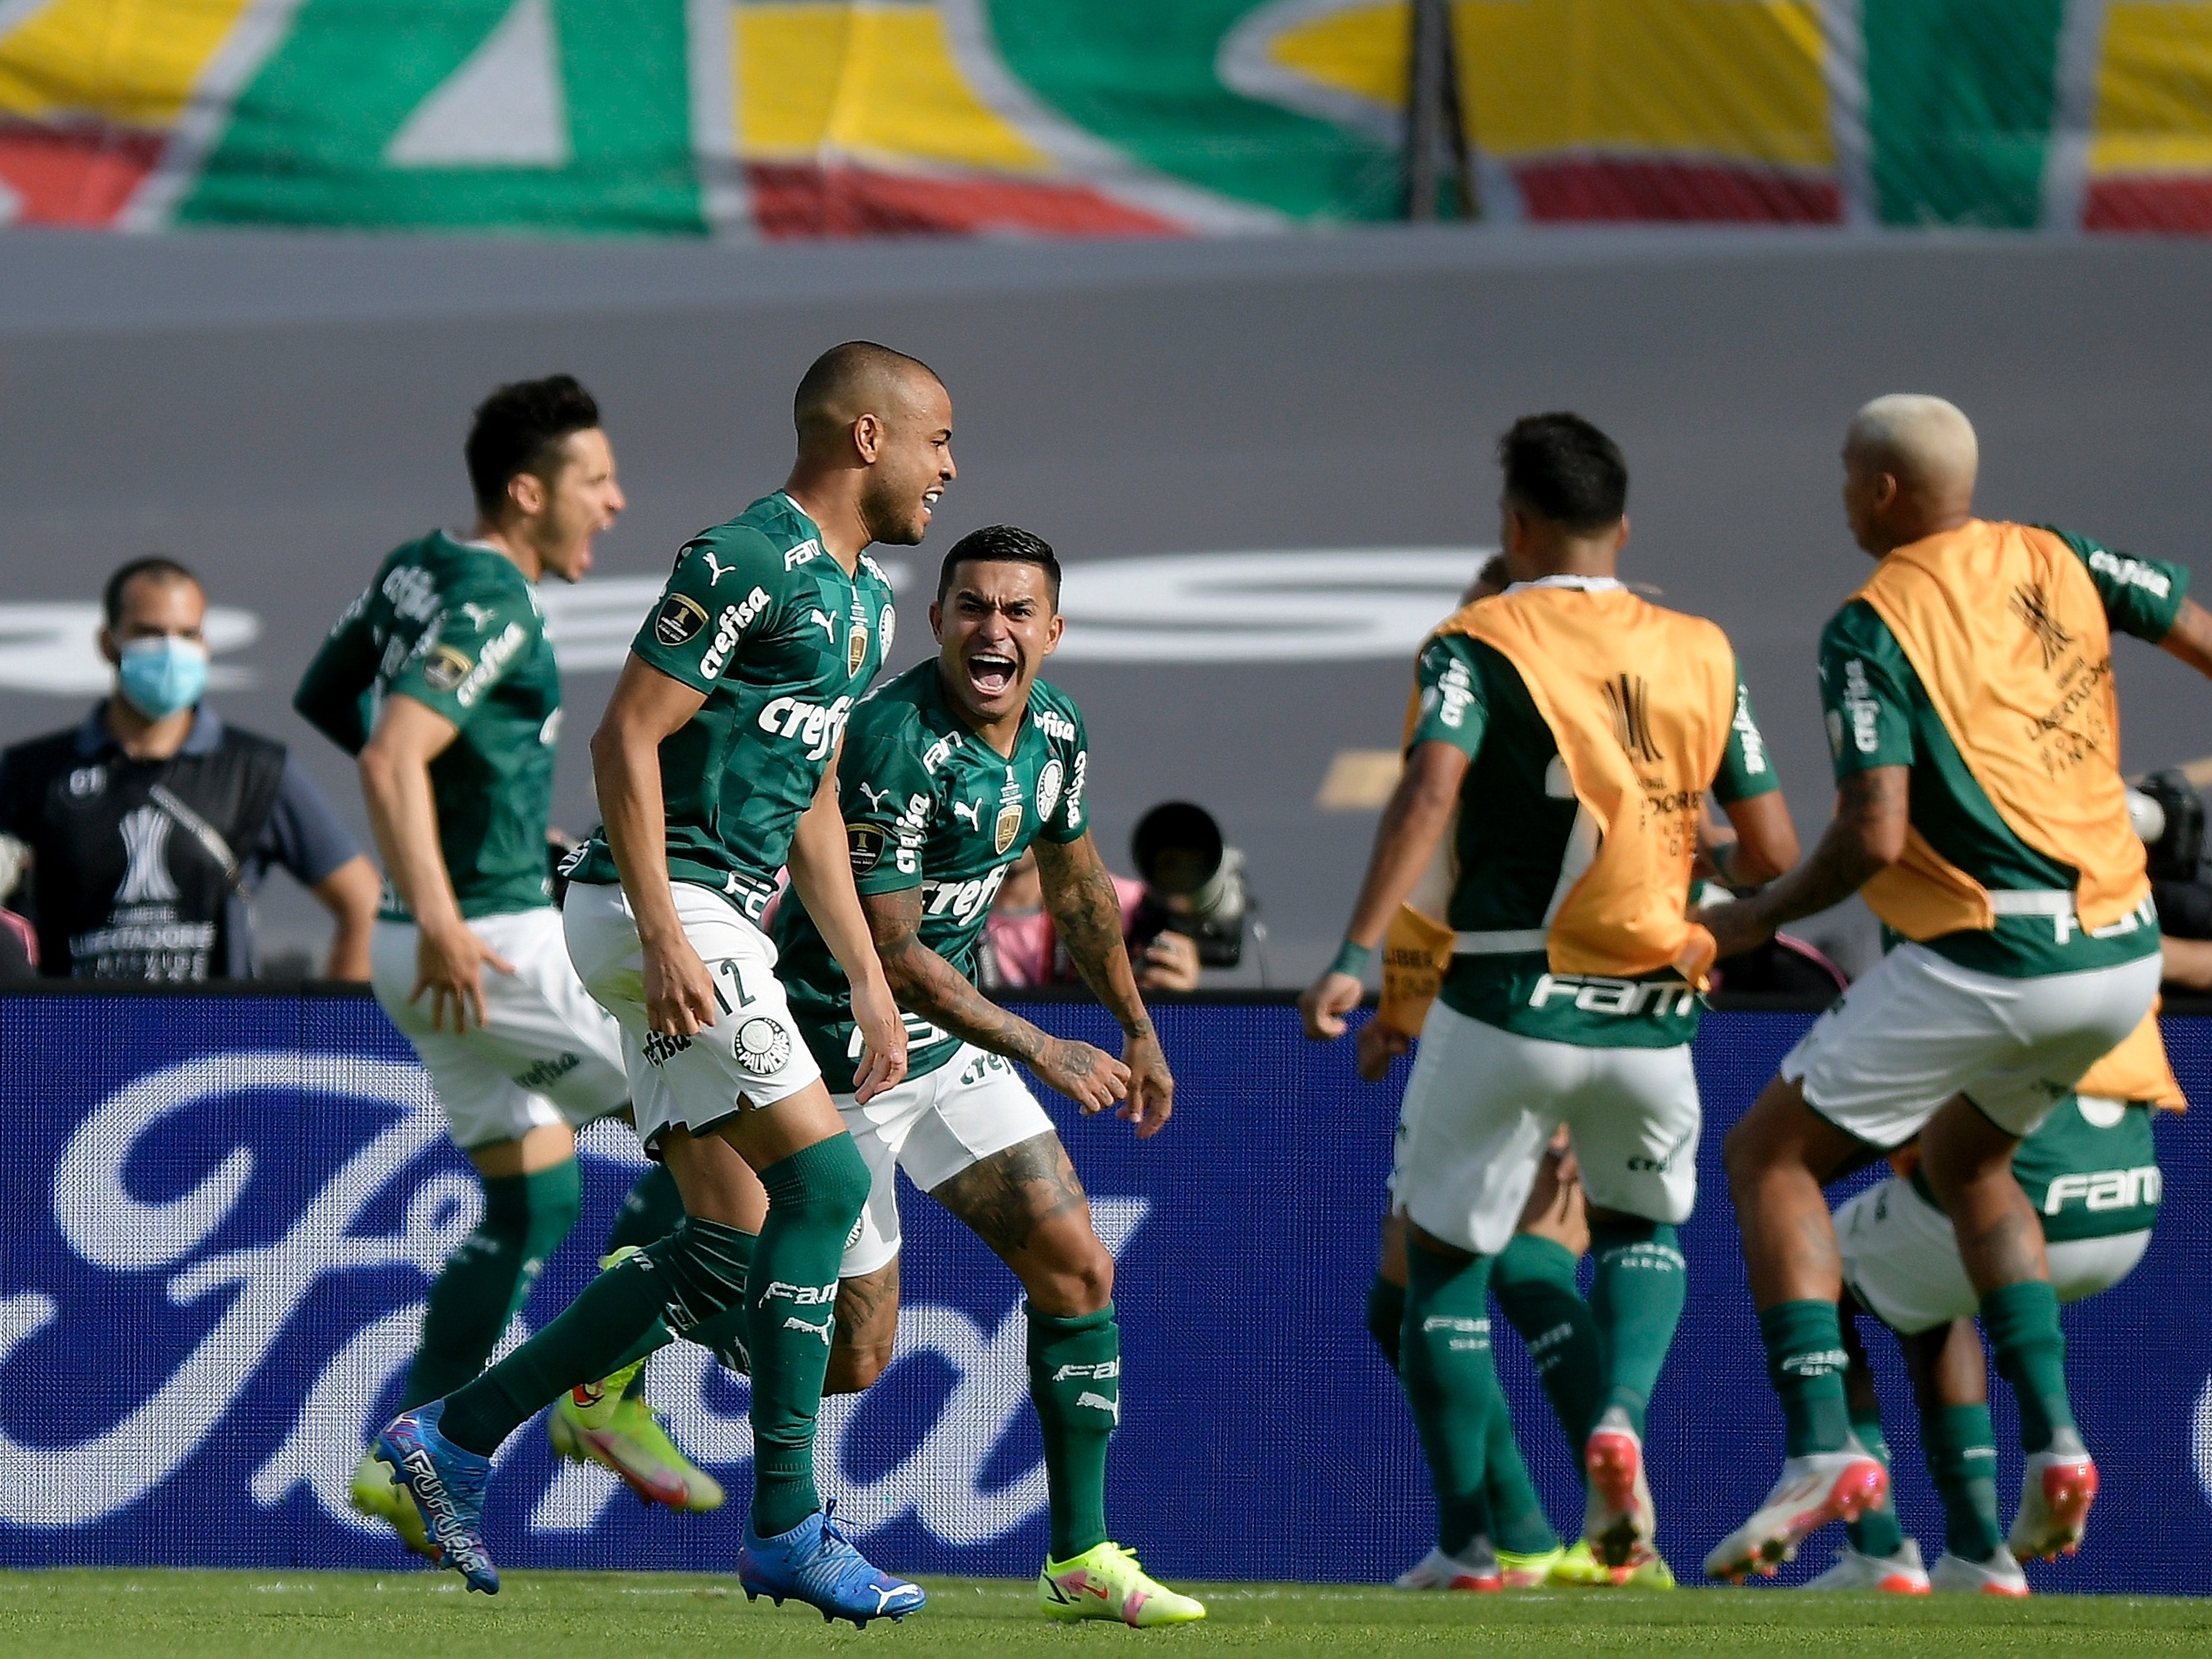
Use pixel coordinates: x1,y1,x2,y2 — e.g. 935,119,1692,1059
1403,583,1736,985
1852,520,2149,941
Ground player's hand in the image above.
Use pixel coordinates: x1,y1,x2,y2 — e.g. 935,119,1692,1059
1299,970,1363,1039
848,970,910,1106
641,931,718,1040
412,919,515,1033
1136,931,1201,992
1117,1026,1174,1138
1692,895,1770,960
1355,1019,1410,1082
1035,1038,1129,1115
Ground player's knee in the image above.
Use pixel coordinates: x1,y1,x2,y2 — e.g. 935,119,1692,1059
1025,1230,1113,1316
825,1334,893,1395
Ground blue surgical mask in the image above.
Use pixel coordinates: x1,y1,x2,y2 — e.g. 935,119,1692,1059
116,636,210,720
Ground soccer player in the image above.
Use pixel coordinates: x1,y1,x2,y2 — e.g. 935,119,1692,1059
1701,394,2212,1580
294,376,718,1548
769,523,1204,1627
1803,1009,2180,1596
1301,413,1800,1586
377,342,944,1626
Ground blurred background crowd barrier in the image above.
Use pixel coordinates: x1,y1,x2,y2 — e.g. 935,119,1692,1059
4,0,2212,238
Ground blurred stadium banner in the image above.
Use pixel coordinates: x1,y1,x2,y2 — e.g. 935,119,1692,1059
2,989,2210,1590
4,1,2212,235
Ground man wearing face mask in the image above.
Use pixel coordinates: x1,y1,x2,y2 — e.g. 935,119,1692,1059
0,556,380,981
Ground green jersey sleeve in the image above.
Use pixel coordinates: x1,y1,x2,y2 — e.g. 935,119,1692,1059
1037,700,1090,845
1712,661,1781,804
630,525,785,693
2042,526,2191,644
1406,634,1489,758
293,583,380,755
1818,600,1917,781
388,583,539,728
841,706,936,896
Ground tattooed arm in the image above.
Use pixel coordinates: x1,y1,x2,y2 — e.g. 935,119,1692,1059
1696,765,1909,959
1034,830,1175,1138
862,886,1129,1113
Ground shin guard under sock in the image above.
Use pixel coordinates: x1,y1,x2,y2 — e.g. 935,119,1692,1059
400,1160,582,1410
437,1214,753,1456
748,1136,871,1537
1759,1300,1854,1457
1923,1402,2005,1563
604,1163,687,1255
1493,1234,1605,1463
1027,1303,1120,1560
1403,1247,1499,1558
1979,1281,2076,1454
1587,1220,1687,1440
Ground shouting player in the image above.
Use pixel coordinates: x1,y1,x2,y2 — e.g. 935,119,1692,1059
1701,394,2212,1580
294,376,718,1544
772,523,1204,1626
377,343,947,1625
1301,414,1799,1585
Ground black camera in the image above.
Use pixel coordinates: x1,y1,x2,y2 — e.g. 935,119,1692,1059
1128,801,1250,970
2135,770,2212,941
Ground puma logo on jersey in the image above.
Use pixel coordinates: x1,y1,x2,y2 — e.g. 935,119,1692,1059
700,551,737,585
810,608,837,639
458,601,499,632
950,799,983,830
857,783,896,812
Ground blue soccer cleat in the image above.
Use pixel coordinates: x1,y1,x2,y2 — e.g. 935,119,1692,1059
377,1402,500,1595
738,1502,926,1627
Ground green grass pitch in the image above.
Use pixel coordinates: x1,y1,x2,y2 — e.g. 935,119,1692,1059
4,1573,2210,1657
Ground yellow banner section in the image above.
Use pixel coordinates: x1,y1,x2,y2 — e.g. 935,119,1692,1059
0,0,251,126
2093,2,2212,175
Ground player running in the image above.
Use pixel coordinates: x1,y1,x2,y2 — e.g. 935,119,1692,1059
1301,413,1799,1587
376,342,946,1625
1804,1010,2180,1595
768,523,1203,1627
1701,394,2212,1582
294,376,719,1548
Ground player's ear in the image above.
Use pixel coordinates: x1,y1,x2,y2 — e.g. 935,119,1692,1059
928,600,944,641
507,468,548,519
96,625,119,666
852,412,884,464
1613,514,1631,553
1041,611,1064,657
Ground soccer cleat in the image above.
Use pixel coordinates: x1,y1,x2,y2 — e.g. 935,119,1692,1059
1584,1412,1657,1568
1548,1538,1675,1589
376,1402,498,1594
1393,1541,1502,1592
549,1390,722,1511
1612,1543,1676,1589
348,1448,437,1561
2007,1439,2097,1563
1801,1538,1931,1593
1702,1448,1889,1583
1039,1541,1207,1624
1497,1543,1564,1589
1929,1546,2032,1597
738,1503,925,1627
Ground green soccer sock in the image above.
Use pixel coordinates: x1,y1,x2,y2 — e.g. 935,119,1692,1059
399,1160,582,1411
1587,1220,1687,1441
1365,1273,1406,1374
1027,1303,1120,1562
1923,1402,2005,1563
605,1163,687,1255
1493,1234,1605,1466
594,1166,757,1392
1843,1394,1905,1558
1979,1281,2076,1454
748,1136,872,1538
436,1213,755,1456
1759,1300,1854,1458
1483,1391,1559,1558
1403,1247,1499,1558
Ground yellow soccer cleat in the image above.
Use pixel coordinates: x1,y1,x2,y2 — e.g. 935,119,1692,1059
549,1389,723,1512
349,1447,437,1560
1039,1542,1207,1626
1548,1538,1676,1588
1498,1543,1565,1588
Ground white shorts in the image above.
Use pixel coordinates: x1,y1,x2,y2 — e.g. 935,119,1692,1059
1780,944,2161,1147
372,910,630,1150
562,879,822,1148
836,1044,1055,1278
1838,1173,2153,1334
1396,1001,1700,1256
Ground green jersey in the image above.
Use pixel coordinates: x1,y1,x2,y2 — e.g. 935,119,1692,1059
1820,527,2185,978
1407,608,1778,1049
566,493,897,921
774,662,1090,1094
294,531,560,920
1910,1094,2162,1243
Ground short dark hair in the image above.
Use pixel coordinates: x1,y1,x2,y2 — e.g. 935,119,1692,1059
103,555,200,629
794,341,941,442
1498,412,1627,532
936,525,1062,608
465,374,601,516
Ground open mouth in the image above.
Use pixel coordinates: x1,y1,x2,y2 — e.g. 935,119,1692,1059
966,650,1015,698
921,488,941,520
